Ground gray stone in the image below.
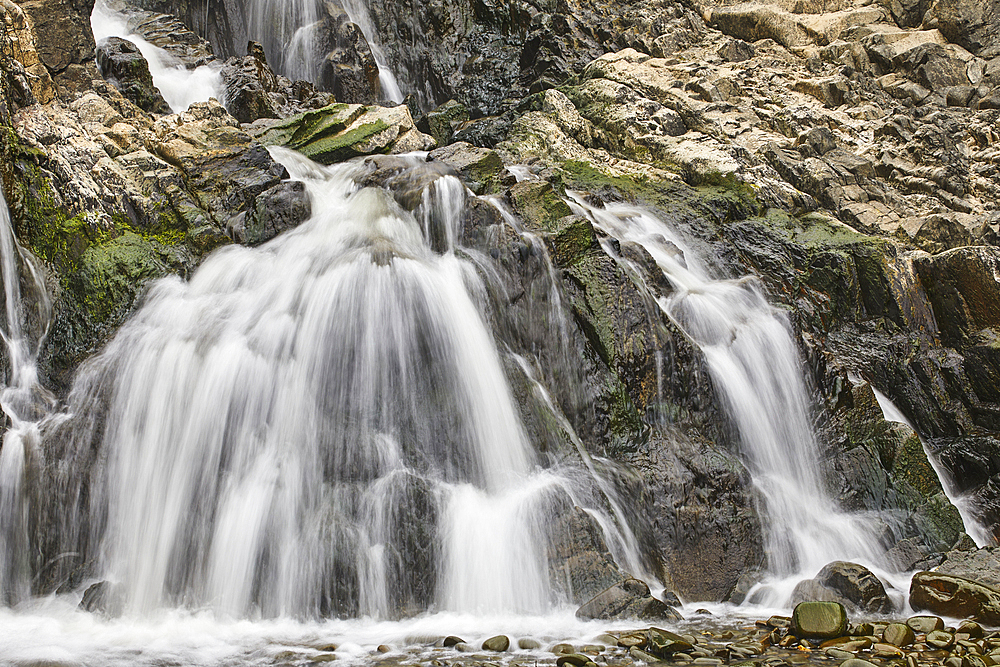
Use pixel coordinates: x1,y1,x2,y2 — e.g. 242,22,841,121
791,601,849,639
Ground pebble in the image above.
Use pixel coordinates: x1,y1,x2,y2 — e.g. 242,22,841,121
557,654,591,667
482,636,510,652
377,645,391,653
551,643,576,655
444,637,464,647
517,638,541,650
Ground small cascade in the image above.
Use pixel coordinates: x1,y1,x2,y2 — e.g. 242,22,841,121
568,195,885,603
0,189,54,604
91,1,223,113
872,388,991,547
248,0,403,101
45,150,649,619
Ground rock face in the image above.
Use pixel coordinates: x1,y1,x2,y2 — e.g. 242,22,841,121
910,571,1000,624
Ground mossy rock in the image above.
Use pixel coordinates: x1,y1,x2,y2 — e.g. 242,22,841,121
508,180,573,232
791,601,848,638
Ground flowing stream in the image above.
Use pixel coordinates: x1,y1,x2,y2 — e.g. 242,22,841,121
91,1,223,113
566,195,888,604
248,0,403,101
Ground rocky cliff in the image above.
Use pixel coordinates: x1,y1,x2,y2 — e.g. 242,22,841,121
0,0,998,606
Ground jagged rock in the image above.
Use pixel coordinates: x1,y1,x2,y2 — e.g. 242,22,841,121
221,42,279,123
18,0,96,77
317,5,380,104
910,571,1000,624
97,37,171,114
256,102,434,164
934,546,1000,590
922,0,1000,56
229,180,312,246
420,99,470,147
575,578,681,621
914,246,1000,347
791,601,849,639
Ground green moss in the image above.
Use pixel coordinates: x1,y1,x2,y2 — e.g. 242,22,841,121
67,232,166,324
508,180,573,233
300,120,390,164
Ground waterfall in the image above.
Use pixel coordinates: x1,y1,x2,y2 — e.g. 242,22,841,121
42,150,643,619
248,0,403,101
91,1,223,113
569,195,884,602
0,189,53,604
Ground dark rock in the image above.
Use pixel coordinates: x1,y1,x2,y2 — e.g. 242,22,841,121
443,636,464,647
318,11,380,104
421,100,470,147
96,37,171,114
718,38,755,62
815,561,894,614
428,142,503,195
557,654,591,667
230,180,311,246
547,506,631,606
914,246,1000,348
575,578,680,621
885,538,926,572
923,0,1000,56
19,0,96,75
647,628,694,657
910,571,1000,624
790,601,848,639
221,42,279,123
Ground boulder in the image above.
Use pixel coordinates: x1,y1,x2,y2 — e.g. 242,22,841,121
791,601,849,639
906,615,944,633
317,5,380,104
575,578,681,621
482,635,510,652
229,180,312,246
883,623,915,647
910,571,1000,624
934,547,1000,590
256,103,434,164
428,142,503,195
815,561,894,613
96,37,171,114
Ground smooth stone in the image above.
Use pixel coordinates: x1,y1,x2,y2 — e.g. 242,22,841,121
518,638,541,650
961,622,985,639
826,648,854,659
455,643,474,652
928,631,956,649
552,643,576,655
792,602,849,639
873,643,904,657
768,616,792,628
444,637,465,647
692,659,723,666
482,635,510,652
311,654,337,663
629,647,660,662
649,628,694,656
840,660,879,667
884,623,916,647
852,623,875,636
908,616,945,633
581,645,603,655
594,635,617,646
556,654,591,667
377,645,391,653
618,634,646,649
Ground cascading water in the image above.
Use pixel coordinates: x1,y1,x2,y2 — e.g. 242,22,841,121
567,195,886,603
40,150,647,622
0,189,54,604
91,0,223,112
249,0,403,101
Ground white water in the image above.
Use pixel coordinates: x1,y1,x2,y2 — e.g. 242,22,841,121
248,0,403,101
568,195,885,604
91,1,223,113
0,190,53,605
872,387,991,547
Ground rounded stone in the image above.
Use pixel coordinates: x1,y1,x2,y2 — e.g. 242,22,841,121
792,601,849,639
482,635,510,652
907,615,945,634
443,636,464,647
551,643,575,655
927,631,955,649
518,638,542,650
884,623,916,647
840,660,879,667
556,655,591,667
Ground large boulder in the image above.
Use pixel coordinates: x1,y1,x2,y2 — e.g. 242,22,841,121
221,41,279,123
910,571,1000,624
816,561,894,613
256,102,434,164
575,578,680,621
97,36,171,114
317,4,380,104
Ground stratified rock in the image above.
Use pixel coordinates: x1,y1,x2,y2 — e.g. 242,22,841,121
914,246,1000,347
910,571,1000,624
221,41,279,123
256,102,434,164
97,37,171,114
575,578,680,621
791,601,849,639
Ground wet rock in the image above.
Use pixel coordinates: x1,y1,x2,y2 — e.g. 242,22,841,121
256,102,434,164
547,506,631,606
518,638,541,650
557,654,591,666
906,614,945,633
648,628,694,657
791,601,849,639
229,180,311,245
575,578,681,621
911,572,1000,624
420,99,470,147
428,142,503,195
317,6,380,104
883,622,915,647
935,547,1000,590
482,635,510,652
220,41,279,124
96,37,171,114
914,246,1000,348
926,630,955,649
816,561,894,614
